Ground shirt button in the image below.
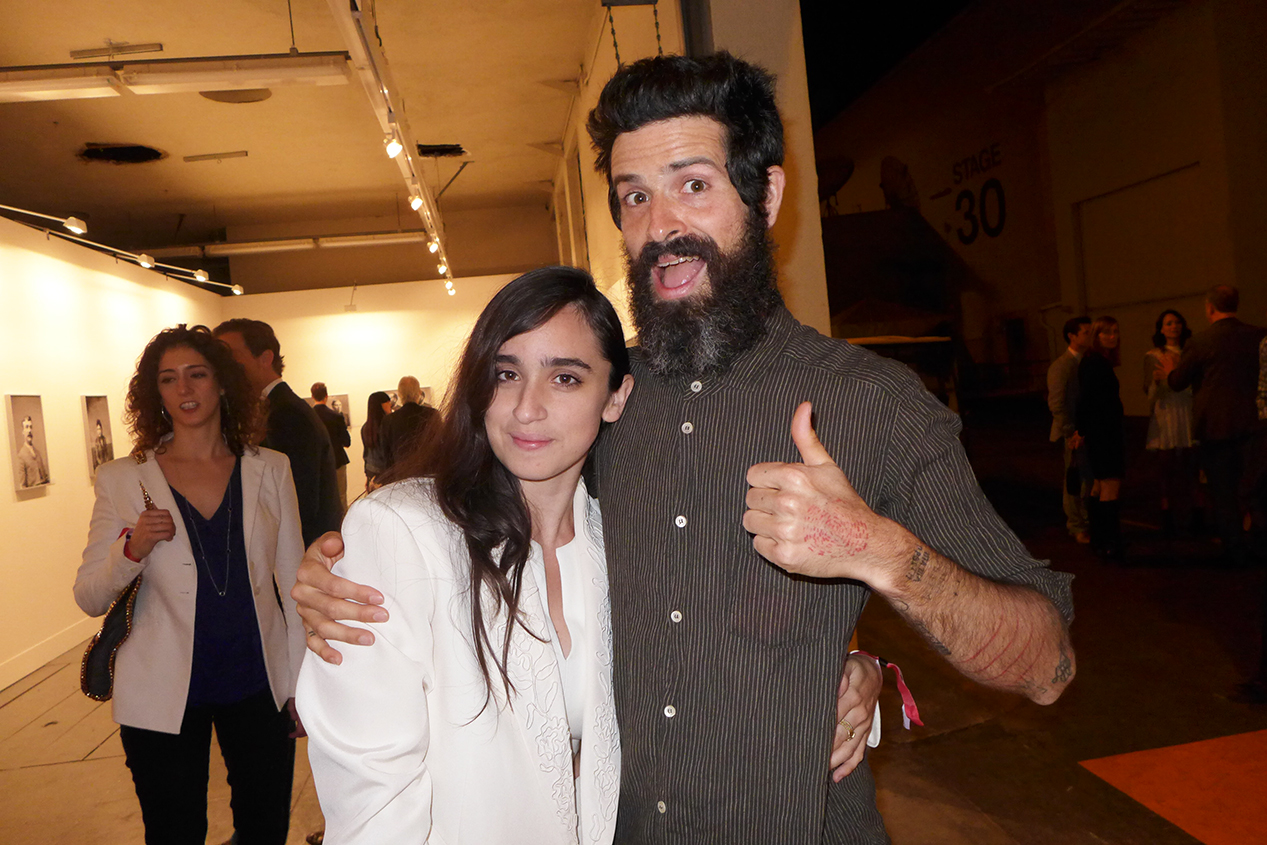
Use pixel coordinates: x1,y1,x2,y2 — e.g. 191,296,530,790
680,421,694,434
689,380,702,393
657,801,667,814
670,610,683,623
664,705,677,718
674,515,687,528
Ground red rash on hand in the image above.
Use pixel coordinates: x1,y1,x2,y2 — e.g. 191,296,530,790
804,504,868,557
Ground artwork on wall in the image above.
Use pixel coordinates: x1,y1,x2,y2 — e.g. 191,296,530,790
8,395,51,490
306,393,353,427
82,396,115,482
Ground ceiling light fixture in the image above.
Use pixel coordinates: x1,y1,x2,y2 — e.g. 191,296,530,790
0,52,351,103
437,262,447,275
427,239,439,254
70,41,164,60
137,253,155,268
0,202,88,234
409,194,423,211
194,269,209,282
448,288,456,296
231,284,245,295
384,133,403,159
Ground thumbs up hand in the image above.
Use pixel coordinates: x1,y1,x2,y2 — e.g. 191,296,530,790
744,402,894,582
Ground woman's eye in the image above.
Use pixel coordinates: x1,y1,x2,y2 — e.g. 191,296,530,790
555,373,581,386
496,370,518,382
685,179,706,193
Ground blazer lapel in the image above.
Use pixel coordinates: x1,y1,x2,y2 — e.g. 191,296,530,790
135,452,193,557
576,487,620,844
239,451,264,555
494,555,577,840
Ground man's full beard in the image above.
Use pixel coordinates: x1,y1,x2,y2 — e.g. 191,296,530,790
625,208,783,379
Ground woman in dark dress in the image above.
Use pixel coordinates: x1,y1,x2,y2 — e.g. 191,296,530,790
1077,315,1125,558
361,391,393,490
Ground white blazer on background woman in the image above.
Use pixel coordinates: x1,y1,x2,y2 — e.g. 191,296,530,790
297,478,620,845
75,448,306,734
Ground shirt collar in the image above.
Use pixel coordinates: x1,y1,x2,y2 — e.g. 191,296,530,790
261,377,284,397
1067,346,1084,360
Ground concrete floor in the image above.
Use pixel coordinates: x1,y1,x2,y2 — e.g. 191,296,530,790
2,395,1263,843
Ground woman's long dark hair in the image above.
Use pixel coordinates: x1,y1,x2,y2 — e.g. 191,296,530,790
126,324,262,458
362,390,391,451
388,266,630,704
1152,309,1192,349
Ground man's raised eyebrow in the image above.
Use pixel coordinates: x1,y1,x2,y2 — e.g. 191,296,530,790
613,155,723,186
668,155,723,172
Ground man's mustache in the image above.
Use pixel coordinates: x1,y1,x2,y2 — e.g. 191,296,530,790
636,234,719,266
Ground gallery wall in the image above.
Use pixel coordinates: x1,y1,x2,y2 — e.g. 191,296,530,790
0,216,223,688
0,216,532,692
217,273,519,487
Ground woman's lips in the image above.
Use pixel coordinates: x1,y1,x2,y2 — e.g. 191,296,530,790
511,434,551,450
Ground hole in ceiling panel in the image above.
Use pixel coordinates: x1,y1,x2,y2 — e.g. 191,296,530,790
417,144,467,157
200,89,272,103
79,144,165,164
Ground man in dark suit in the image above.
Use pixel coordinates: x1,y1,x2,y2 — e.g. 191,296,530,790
214,319,342,547
378,376,437,474
310,382,351,512
1166,285,1267,565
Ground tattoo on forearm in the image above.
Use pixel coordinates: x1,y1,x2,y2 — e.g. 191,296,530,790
911,620,951,655
1052,644,1072,684
804,503,868,557
905,545,930,582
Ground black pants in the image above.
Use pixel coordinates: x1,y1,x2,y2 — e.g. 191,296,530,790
119,689,294,845
1202,436,1249,556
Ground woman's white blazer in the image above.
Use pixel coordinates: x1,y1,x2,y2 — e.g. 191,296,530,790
74,448,306,734
297,479,620,845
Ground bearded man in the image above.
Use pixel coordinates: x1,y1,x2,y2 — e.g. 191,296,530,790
293,53,1075,844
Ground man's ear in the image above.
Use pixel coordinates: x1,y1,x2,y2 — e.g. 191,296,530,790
763,165,787,229
260,349,276,374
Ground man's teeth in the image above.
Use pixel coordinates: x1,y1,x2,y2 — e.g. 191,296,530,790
657,256,699,268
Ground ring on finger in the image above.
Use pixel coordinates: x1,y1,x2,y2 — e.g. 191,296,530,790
838,717,855,742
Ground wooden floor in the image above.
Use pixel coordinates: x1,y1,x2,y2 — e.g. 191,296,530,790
0,641,324,845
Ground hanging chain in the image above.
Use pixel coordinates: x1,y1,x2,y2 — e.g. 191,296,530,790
607,6,621,66
653,1,663,56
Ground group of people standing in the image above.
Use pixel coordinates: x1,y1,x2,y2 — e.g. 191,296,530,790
73,52,1082,845
1048,284,1267,566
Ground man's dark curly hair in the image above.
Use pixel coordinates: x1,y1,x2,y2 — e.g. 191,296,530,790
125,324,263,458
586,51,784,228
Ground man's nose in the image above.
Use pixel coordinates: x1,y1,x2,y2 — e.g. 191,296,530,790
648,197,685,244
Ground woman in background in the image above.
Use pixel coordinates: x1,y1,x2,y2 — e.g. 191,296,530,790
360,390,392,490
76,325,305,844
1143,309,1198,536
1078,316,1126,559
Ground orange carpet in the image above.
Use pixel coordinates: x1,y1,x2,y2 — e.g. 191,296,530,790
1080,730,1267,845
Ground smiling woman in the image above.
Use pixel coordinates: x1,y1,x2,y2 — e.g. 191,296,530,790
297,267,633,844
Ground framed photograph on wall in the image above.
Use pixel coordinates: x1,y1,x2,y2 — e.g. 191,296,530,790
7,395,51,491
329,394,351,426
82,396,115,482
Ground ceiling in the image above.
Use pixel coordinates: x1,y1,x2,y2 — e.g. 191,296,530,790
0,0,598,291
